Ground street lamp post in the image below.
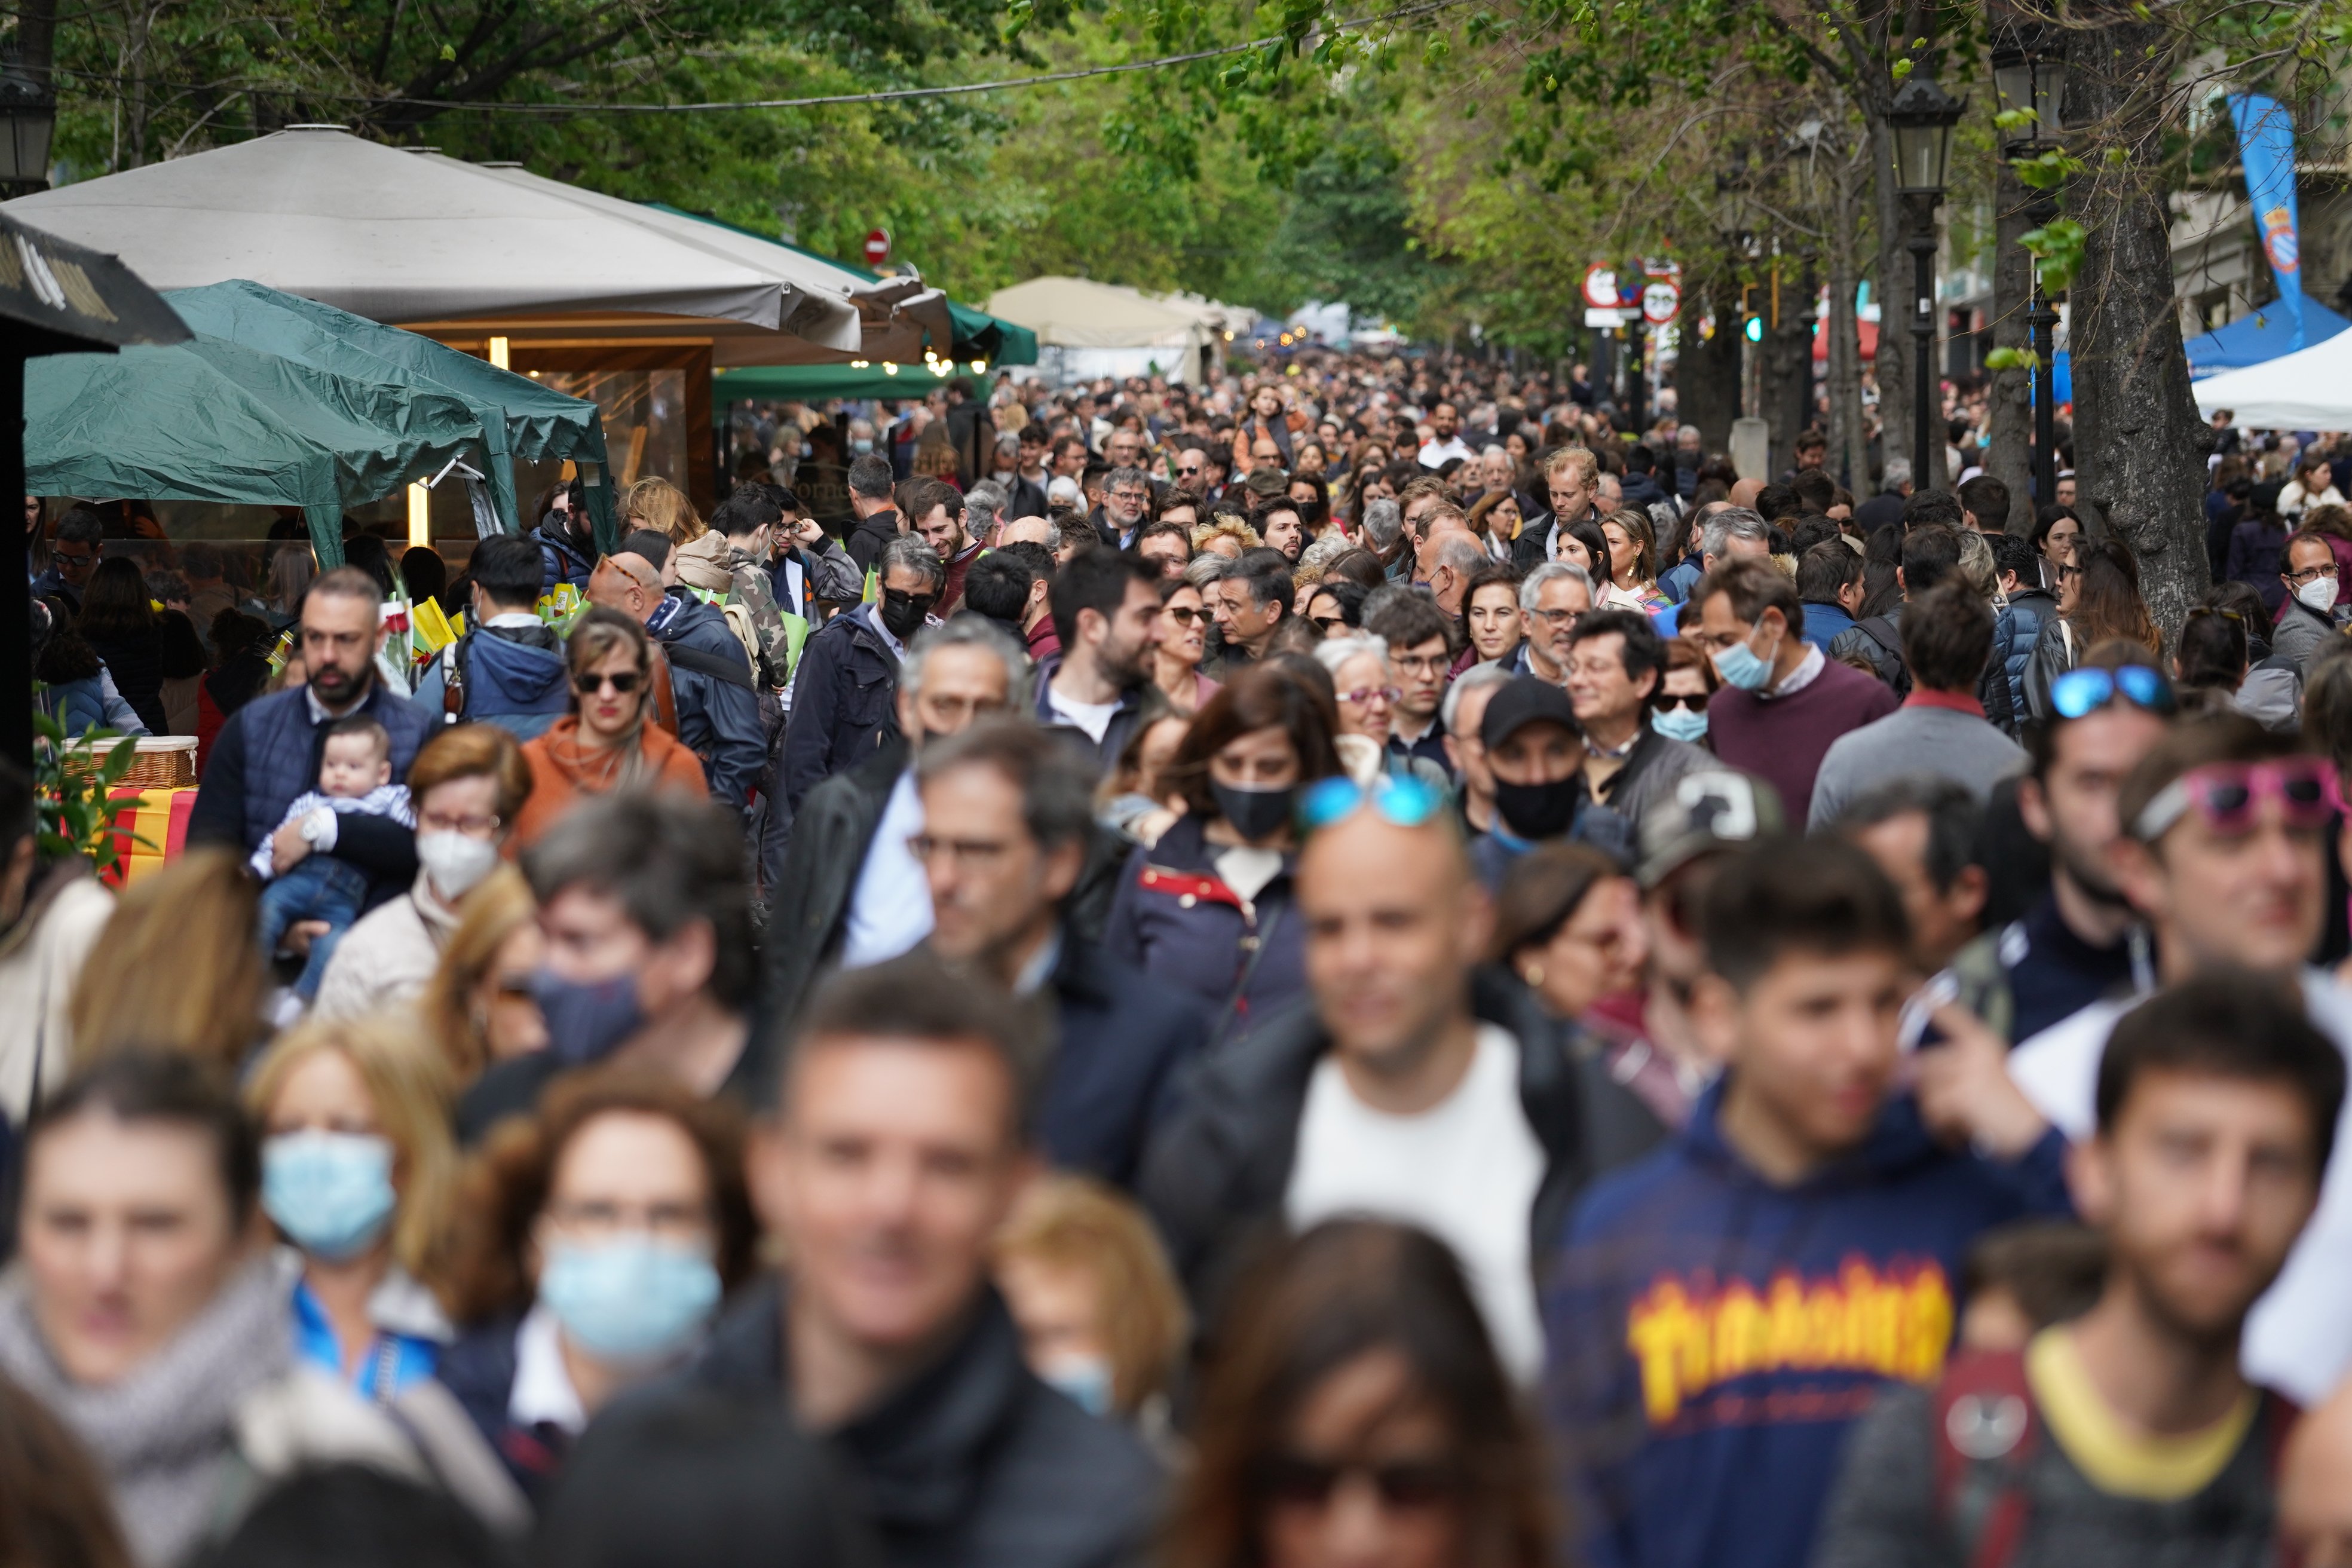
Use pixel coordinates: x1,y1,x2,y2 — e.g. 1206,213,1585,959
1887,69,1965,490
0,53,56,197
1992,27,2068,506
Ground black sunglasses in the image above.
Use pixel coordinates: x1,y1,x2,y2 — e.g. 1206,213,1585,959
1257,1456,1463,1511
574,670,644,696
1656,691,1708,713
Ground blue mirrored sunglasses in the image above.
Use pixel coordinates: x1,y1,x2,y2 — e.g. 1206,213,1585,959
2049,664,2176,721
1297,774,1448,834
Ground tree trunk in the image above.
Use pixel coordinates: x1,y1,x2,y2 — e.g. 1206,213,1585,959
1985,157,2036,535
1827,161,1870,494
2066,16,2211,635
1676,272,1745,461
1867,114,1910,488
1762,262,1814,482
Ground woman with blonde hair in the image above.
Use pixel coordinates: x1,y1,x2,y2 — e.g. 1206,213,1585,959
992,1174,1188,1430
69,847,266,1075
423,864,549,1085
619,477,702,546
244,1013,460,1399
1191,515,1261,561
514,608,706,846
1598,508,1670,612
912,422,963,486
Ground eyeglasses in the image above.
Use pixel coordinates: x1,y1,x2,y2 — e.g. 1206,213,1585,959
2048,664,2176,721
1177,464,1203,477
419,810,502,835
1310,613,1348,633
1656,691,1709,713
1336,685,1402,708
1257,1456,1464,1514
1163,605,1205,627
574,670,644,696
1393,653,1448,677
1297,773,1448,835
2287,561,2340,583
1529,607,1582,628
2134,758,2344,841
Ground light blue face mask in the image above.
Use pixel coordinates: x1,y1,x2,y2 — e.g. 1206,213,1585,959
850,437,875,455
540,1238,721,1363
1038,1353,1116,1418
1710,628,1779,691
263,1131,397,1261
1653,706,1710,743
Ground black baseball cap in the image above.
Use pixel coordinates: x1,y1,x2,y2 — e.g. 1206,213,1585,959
1480,675,1581,752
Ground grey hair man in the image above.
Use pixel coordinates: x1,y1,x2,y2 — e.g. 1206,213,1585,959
1361,497,1407,575
780,534,946,810
1517,561,1595,687
1443,662,1515,835
763,615,1026,1033
1097,465,1152,551
964,480,1011,549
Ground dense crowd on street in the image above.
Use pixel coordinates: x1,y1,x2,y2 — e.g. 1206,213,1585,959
13,348,2352,1568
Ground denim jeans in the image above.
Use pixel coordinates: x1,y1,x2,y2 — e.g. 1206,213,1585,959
256,854,370,1000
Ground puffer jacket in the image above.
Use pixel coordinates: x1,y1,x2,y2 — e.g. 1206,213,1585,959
649,592,765,811
1995,587,2056,719
1100,811,1304,1045
2021,615,2076,724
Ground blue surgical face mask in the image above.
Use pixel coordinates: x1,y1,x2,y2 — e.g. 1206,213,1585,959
1038,1352,1116,1418
531,969,644,1066
850,437,875,455
1710,626,1780,691
539,1238,721,1363
1653,706,1710,743
263,1131,397,1261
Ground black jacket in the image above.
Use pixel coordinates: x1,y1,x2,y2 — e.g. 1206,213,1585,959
1029,654,1149,776
782,607,903,811
754,740,1135,1090
1138,966,1592,1327
653,593,767,810
678,1278,1160,1568
846,509,902,575
1022,931,1209,1189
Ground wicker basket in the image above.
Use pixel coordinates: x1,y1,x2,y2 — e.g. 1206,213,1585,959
62,736,199,789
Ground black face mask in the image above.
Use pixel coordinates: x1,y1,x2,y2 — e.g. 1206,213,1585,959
1492,776,1581,841
880,589,935,639
1211,780,1296,842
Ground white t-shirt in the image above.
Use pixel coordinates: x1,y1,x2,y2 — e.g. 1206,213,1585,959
1285,1024,1548,1383
1046,682,1121,745
839,770,932,968
2009,967,2352,1404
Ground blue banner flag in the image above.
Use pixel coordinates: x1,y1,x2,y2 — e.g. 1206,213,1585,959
2229,93,2305,349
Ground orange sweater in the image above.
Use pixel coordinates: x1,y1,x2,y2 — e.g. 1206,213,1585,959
513,718,709,847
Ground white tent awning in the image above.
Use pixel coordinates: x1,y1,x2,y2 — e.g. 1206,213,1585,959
2,128,873,353
985,275,1211,352
2192,326,2352,428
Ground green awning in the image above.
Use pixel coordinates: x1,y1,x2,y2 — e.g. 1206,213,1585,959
26,333,487,566
166,279,618,550
647,204,1039,367
713,360,1006,409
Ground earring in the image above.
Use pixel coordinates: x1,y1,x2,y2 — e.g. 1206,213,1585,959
1521,964,1544,988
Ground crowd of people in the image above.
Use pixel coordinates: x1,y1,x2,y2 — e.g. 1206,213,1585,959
11,352,2352,1568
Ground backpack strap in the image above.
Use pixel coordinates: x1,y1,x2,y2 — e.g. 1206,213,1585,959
1933,1348,2039,1568
663,639,755,690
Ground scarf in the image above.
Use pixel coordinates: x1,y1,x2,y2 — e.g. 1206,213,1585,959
535,716,645,795
0,1256,293,1567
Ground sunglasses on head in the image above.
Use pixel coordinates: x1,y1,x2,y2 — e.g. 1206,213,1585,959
2048,664,2176,721
1256,1455,1463,1513
574,670,644,696
1297,773,1447,835
2133,758,2342,842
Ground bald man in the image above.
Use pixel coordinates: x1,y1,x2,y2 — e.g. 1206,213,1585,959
1729,476,1766,512
1138,787,1594,1383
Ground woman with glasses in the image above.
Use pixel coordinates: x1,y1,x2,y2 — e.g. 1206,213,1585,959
1652,638,1719,747
1462,564,1525,668
2023,538,2162,723
1166,1219,1549,1568
514,608,706,846
1468,491,1524,566
1102,665,1343,1033
424,865,550,1088
314,724,534,1022
1299,578,1370,642
438,1070,757,1499
1315,635,1451,792
1153,578,1220,717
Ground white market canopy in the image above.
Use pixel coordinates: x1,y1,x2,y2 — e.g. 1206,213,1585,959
0,128,946,363
2192,324,2352,428
986,275,1217,351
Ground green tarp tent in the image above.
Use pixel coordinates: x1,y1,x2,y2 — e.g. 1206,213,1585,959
27,333,485,568
167,280,617,552
713,362,1009,405
647,205,1039,369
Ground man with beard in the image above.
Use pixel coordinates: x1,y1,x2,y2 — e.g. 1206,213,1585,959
1948,649,2173,1045
1034,550,1162,773
189,566,433,912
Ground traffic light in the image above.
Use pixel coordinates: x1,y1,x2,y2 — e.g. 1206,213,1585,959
1744,314,1763,343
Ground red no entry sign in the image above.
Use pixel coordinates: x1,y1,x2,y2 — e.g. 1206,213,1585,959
864,229,891,266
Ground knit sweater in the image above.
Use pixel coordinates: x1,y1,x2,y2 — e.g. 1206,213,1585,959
1704,655,1898,823
1807,694,2029,829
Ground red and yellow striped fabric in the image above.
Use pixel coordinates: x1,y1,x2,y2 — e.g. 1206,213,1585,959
103,786,197,887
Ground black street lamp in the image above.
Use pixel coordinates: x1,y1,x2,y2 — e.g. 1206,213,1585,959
0,53,56,197
1887,68,1965,488
1992,26,2067,507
